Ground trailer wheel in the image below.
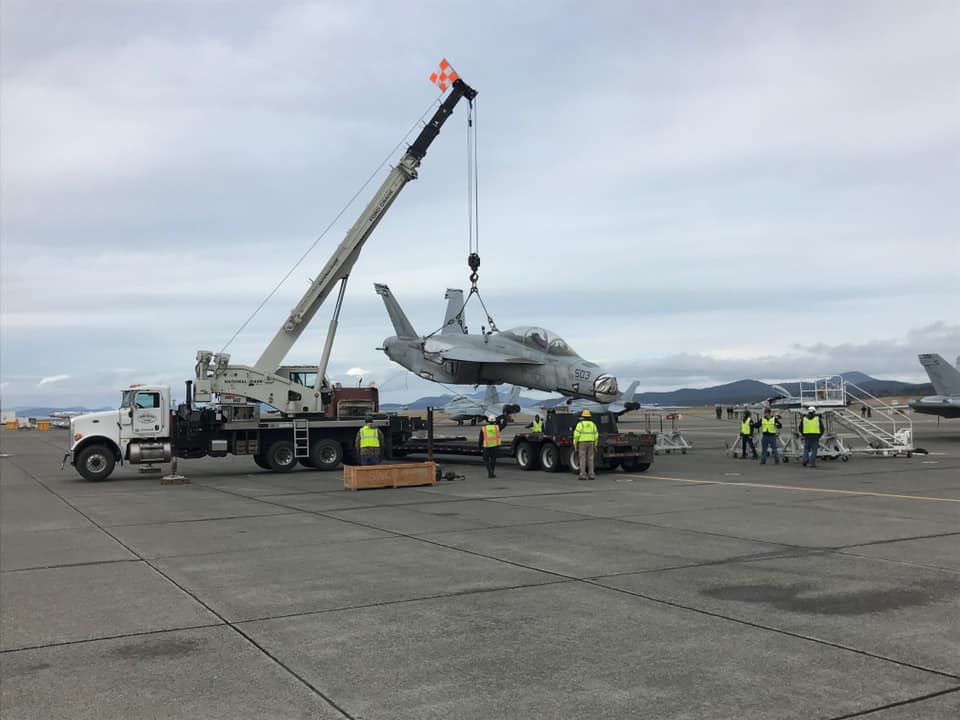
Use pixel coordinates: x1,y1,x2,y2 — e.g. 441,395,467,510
539,443,562,473
310,439,343,471
566,447,580,474
633,462,651,473
76,445,115,482
252,454,270,470
516,441,539,471
266,440,297,473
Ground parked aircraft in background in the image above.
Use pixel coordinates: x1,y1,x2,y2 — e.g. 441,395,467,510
441,385,521,425
374,284,619,402
910,353,960,418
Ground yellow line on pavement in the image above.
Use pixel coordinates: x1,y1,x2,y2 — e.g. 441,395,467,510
627,474,960,503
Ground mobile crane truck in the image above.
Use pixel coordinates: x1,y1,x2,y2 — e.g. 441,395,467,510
64,72,477,481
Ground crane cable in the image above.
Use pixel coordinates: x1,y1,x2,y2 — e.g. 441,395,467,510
425,98,499,340
219,96,444,354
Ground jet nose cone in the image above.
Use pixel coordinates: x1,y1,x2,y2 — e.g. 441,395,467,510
594,374,618,403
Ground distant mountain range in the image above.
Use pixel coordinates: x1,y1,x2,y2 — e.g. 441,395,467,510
9,372,932,416
380,371,934,411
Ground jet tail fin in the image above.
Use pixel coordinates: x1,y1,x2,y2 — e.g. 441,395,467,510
373,284,417,339
618,380,639,401
506,385,521,406
483,384,499,408
441,289,467,335
918,353,960,396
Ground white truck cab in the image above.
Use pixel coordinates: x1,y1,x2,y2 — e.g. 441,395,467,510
66,385,173,481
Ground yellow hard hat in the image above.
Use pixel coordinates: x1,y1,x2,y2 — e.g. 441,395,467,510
581,409,591,417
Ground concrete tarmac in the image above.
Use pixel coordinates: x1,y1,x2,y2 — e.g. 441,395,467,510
1,413,958,719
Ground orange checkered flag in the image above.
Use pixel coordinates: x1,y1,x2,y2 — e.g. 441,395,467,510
429,58,459,92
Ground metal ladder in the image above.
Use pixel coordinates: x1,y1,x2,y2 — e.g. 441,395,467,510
293,419,310,458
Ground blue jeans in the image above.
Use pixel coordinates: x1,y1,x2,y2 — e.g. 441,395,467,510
761,435,779,464
802,437,819,466
359,453,381,466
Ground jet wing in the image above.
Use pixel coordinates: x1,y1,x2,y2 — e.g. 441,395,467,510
425,340,542,365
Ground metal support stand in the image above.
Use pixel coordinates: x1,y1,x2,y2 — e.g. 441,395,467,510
161,456,189,484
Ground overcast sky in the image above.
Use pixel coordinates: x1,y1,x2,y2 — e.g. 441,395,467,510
2,0,958,408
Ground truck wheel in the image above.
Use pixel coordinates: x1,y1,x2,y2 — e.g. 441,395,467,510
633,462,651,473
310,439,343,471
621,456,638,471
566,447,580,474
253,454,271,470
76,445,115,482
266,440,297,473
515,441,539,471
539,443,562,473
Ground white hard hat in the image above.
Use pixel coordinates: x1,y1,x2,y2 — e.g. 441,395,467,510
488,415,496,422
807,406,816,412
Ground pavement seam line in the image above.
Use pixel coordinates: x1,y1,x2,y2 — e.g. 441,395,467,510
1,557,141,574
823,685,960,719
0,623,226,654
580,578,960,681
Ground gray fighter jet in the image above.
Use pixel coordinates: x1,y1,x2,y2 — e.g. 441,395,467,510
441,385,522,425
374,284,619,402
910,353,960,418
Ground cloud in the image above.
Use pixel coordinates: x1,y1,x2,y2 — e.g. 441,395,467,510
345,368,367,377
609,323,960,389
37,374,70,386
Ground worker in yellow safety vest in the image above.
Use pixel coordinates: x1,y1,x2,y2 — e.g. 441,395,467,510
355,416,384,466
759,408,782,465
573,410,599,480
739,411,758,460
801,406,823,468
479,415,501,478
527,414,544,433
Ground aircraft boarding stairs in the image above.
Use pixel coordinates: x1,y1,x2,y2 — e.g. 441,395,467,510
825,380,914,457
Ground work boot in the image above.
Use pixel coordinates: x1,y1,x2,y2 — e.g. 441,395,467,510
578,476,588,481
802,460,808,466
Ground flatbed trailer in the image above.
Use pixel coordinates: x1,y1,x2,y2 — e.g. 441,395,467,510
395,410,655,475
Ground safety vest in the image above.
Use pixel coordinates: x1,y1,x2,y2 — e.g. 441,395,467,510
574,420,598,444
802,416,821,434
761,417,778,434
740,419,753,435
483,424,501,448
359,425,380,448
531,419,543,433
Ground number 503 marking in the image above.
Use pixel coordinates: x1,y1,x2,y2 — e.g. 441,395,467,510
574,369,591,380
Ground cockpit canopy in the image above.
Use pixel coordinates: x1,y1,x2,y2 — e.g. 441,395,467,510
501,326,579,357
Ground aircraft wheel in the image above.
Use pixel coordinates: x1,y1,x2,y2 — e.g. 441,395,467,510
539,443,562,473
516,441,539,471
76,445,116,482
310,438,343,471
252,454,271,470
266,440,298,473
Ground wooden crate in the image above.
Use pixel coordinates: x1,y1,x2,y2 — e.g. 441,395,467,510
343,462,437,491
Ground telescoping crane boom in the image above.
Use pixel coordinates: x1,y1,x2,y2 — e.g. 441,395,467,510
194,75,478,416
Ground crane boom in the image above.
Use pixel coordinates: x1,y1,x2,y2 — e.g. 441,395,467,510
255,78,478,375
194,75,477,416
